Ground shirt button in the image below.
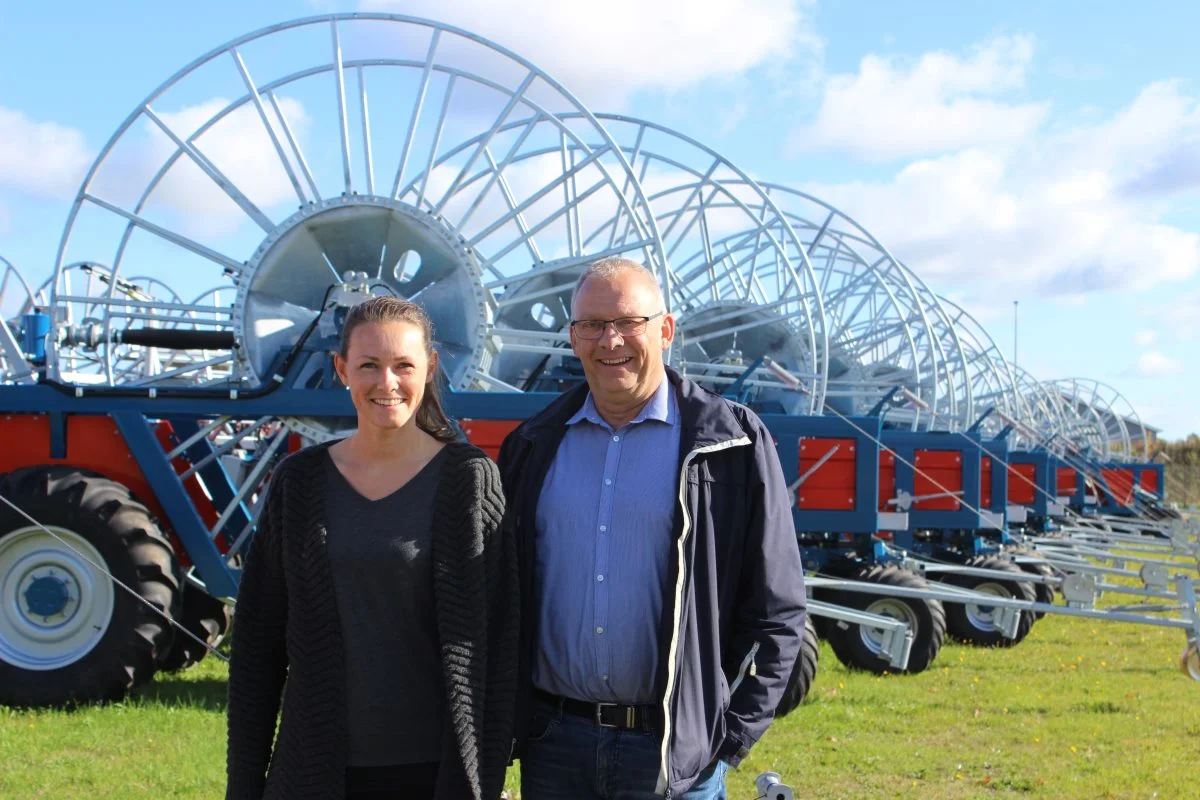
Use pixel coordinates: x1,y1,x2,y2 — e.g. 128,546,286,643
612,435,620,442
599,525,608,532
601,675,609,681
596,626,605,634
604,478,613,486
596,574,605,582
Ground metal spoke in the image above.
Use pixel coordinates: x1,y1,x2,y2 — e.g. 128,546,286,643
357,66,374,196
390,29,441,198
82,194,244,274
330,20,352,194
231,49,306,205
141,105,275,232
267,91,320,201
432,70,536,216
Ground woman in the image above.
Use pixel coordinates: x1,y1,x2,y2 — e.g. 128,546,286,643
227,296,517,800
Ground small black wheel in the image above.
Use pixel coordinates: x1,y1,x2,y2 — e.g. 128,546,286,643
775,615,819,717
939,556,1036,647
825,564,946,674
0,466,180,706
157,582,231,672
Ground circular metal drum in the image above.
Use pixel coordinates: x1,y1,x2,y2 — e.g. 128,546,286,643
757,184,971,429
937,296,1024,439
51,14,666,409
1045,378,1147,460
588,115,829,415
472,113,830,412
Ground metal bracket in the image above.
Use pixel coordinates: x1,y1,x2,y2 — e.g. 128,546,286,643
1140,563,1169,591
1061,573,1099,608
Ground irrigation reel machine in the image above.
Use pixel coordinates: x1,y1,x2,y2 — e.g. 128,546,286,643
0,14,1197,715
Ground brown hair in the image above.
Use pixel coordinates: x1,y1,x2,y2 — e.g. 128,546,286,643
338,296,458,443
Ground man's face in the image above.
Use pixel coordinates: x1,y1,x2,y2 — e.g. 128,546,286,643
570,271,675,405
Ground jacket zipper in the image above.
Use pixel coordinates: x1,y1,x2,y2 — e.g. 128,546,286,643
655,435,752,797
728,640,760,696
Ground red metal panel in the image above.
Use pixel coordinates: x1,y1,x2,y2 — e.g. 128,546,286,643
797,437,856,510
1057,467,1078,496
913,449,963,510
980,456,993,508
1008,463,1037,505
878,449,896,511
1140,470,1159,494
459,419,522,461
1101,468,1136,507
1,415,162,516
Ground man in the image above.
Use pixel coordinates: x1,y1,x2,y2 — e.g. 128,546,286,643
497,257,806,799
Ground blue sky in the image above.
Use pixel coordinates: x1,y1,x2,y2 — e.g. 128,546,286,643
1,0,1198,437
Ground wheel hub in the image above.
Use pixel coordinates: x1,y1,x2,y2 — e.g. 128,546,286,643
22,573,73,618
862,597,920,656
964,582,1012,632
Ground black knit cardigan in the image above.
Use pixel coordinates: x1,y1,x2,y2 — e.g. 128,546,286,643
226,441,518,800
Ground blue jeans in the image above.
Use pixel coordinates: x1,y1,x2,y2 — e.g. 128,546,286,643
521,699,729,799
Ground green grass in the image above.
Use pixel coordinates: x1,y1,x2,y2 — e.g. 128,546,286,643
2,576,1197,799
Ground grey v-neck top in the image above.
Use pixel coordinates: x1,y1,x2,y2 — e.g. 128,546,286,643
324,447,448,766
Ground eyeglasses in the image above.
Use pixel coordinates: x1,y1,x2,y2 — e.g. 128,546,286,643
570,311,665,340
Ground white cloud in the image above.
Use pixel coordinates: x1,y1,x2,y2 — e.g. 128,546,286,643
1129,350,1183,378
1134,329,1156,347
801,80,1200,297
359,0,815,107
790,35,1048,160
0,106,92,197
92,97,312,239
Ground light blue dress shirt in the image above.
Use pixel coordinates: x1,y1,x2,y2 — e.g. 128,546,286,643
533,377,682,704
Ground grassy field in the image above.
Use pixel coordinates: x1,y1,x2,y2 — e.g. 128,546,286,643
2,585,1198,799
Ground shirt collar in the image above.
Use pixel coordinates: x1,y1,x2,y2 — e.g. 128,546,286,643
566,375,676,430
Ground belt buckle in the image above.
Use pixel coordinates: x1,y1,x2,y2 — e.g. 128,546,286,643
595,702,636,729
595,702,618,729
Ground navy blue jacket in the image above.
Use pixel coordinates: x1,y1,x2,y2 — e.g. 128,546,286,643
498,367,806,796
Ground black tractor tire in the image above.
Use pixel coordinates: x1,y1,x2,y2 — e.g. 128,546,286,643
1017,562,1056,619
825,564,946,675
1009,547,1058,619
0,466,180,706
775,615,819,717
158,582,231,672
939,556,1036,647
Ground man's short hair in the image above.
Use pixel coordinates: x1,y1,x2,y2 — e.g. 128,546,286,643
572,257,666,315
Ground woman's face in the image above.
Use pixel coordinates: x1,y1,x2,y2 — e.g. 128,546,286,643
334,320,437,433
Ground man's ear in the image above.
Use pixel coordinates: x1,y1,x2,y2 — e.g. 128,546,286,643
660,313,676,350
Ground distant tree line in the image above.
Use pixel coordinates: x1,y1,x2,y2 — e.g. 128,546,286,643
1152,435,1200,507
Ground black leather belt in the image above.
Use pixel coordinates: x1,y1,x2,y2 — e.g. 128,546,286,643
535,689,655,731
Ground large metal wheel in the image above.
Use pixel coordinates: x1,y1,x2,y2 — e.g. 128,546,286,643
0,467,180,706
758,184,970,428
938,296,1024,439
52,13,666,410
1045,378,1147,461
489,113,831,410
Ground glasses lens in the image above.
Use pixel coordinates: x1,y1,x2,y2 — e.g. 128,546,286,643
575,321,605,339
613,318,647,336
